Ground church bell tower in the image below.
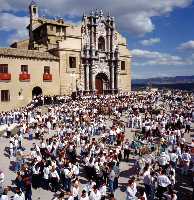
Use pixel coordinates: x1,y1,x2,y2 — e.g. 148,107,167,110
29,1,39,20
28,1,39,49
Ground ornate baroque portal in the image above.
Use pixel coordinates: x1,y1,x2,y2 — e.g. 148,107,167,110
81,10,119,94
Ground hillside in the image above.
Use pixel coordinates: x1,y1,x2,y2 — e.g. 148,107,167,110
132,75,194,85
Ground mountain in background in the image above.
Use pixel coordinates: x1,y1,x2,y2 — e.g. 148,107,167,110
132,75,194,85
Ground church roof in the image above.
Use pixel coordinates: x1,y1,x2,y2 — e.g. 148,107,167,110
0,48,59,60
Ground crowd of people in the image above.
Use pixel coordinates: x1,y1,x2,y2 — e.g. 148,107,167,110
0,89,194,200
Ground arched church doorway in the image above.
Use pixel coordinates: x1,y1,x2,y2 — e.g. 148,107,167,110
32,86,42,98
95,73,109,94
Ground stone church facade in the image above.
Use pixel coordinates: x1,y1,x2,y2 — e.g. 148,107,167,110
0,2,131,111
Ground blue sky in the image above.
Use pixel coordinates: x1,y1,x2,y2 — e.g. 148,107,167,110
0,0,194,79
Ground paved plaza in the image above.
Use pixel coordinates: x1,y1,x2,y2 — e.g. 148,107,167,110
0,107,193,200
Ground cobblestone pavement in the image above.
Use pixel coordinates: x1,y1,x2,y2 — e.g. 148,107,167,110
0,113,193,200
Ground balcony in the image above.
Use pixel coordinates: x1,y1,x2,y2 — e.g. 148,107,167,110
19,72,30,81
0,73,11,81
43,73,52,81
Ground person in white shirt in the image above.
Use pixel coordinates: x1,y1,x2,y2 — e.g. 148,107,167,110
67,192,74,200
43,163,50,190
164,189,177,200
142,165,151,198
99,181,107,200
80,190,89,200
0,188,9,200
72,163,79,177
109,128,115,145
138,189,147,200
9,141,14,157
0,170,5,194
50,167,60,192
176,145,182,159
158,152,170,167
89,185,101,200
157,169,171,199
72,182,79,200
123,140,130,161
31,163,40,189
126,179,137,200
170,150,178,168
13,188,25,200
181,149,191,175
108,166,116,193
63,165,72,192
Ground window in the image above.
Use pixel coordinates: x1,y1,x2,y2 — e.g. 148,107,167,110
98,36,105,51
44,66,50,74
0,64,8,73
21,65,28,73
33,7,37,14
56,26,61,33
50,25,53,31
121,61,125,71
1,90,10,102
69,57,76,68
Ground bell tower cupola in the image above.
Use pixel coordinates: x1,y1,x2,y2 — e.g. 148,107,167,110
29,1,39,20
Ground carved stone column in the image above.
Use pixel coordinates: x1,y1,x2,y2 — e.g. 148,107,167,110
107,29,110,52
85,64,90,91
114,62,119,91
111,64,115,91
91,66,96,92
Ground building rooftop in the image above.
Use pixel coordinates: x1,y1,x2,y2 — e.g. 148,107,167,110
0,48,59,60
27,17,72,30
38,17,71,27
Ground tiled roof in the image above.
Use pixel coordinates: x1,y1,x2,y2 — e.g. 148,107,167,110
0,48,59,60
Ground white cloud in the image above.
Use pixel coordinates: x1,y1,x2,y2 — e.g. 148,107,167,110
0,0,192,36
178,40,194,50
0,13,29,32
131,49,193,66
140,38,160,46
0,12,29,44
